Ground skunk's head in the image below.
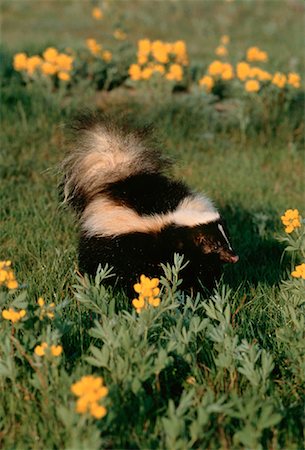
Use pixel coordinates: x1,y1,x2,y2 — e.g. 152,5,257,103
192,220,239,264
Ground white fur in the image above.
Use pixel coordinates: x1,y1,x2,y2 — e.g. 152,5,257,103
63,124,150,203
82,194,220,237
217,223,232,250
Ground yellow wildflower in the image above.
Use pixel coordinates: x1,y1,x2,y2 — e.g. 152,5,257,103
102,50,112,63
2,308,26,323
137,52,148,65
43,47,58,63
38,297,45,307
51,345,63,356
13,53,28,71
153,64,165,74
141,67,153,80
215,45,228,57
236,61,251,81
0,261,18,289
26,56,42,76
86,38,102,56
129,64,142,80
173,40,188,65
34,342,48,356
56,53,74,71
152,40,169,64
71,375,108,419
34,342,62,357
287,72,300,88
166,64,183,82
132,275,161,313
221,62,234,80
92,7,103,20
246,46,268,62
291,263,305,280
58,71,71,81
272,72,286,89
90,403,107,419
281,209,301,233
138,39,151,55
244,79,260,92
41,62,57,76
37,297,55,320
207,60,223,76
199,75,214,92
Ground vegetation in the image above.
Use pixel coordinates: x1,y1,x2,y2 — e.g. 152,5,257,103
1,1,304,448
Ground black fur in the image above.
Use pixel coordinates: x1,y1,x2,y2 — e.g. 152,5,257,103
78,220,235,294
103,173,191,215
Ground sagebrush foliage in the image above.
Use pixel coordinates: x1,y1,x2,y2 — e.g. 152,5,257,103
1,220,304,449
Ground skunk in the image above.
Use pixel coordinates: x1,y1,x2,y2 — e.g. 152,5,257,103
62,114,238,293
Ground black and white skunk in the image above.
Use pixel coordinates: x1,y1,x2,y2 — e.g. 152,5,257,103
62,114,238,293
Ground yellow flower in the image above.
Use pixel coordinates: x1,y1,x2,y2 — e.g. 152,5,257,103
207,60,223,76
90,403,107,419
236,61,251,81
58,71,71,81
86,39,102,56
291,263,305,280
173,40,186,56
71,375,108,418
272,72,286,89
2,308,26,323
199,75,214,92
281,209,301,233
221,63,234,80
26,56,42,76
152,40,169,64
38,297,45,307
221,35,230,45
0,261,18,289
287,72,300,88
246,46,268,62
141,67,153,80
13,53,28,71
137,52,148,65
215,45,228,57
43,47,58,63
173,40,188,65
138,39,151,55
92,7,103,20
41,62,57,76
34,342,48,356
166,63,183,81
132,275,161,313
56,53,74,71
244,79,260,92
129,64,142,80
34,342,62,357
153,64,165,74
51,345,63,356
102,50,112,63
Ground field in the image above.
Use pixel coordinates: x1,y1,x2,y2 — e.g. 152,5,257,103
1,1,305,449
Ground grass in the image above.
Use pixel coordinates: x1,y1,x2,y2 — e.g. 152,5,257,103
1,1,305,449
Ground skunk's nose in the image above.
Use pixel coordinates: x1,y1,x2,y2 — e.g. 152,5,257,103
230,255,239,264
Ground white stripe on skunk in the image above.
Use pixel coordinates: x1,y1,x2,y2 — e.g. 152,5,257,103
81,195,220,237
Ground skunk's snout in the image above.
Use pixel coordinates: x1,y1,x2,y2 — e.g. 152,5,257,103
229,254,239,264
220,252,239,264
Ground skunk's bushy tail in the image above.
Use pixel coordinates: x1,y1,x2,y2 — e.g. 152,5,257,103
61,113,171,211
